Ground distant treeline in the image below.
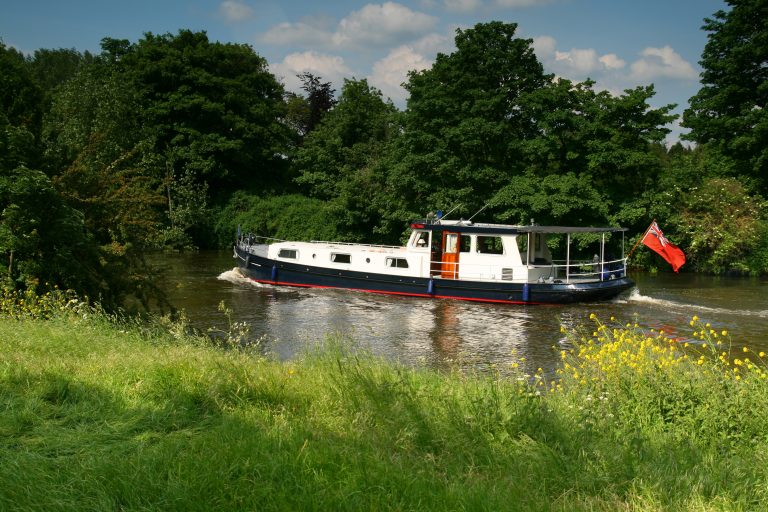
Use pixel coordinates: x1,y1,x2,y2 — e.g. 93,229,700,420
1,6,766,310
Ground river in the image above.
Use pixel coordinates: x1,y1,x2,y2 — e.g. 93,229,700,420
158,250,768,375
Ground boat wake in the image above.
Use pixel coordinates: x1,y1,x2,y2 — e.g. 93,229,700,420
218,268,270,288
621,288,768,318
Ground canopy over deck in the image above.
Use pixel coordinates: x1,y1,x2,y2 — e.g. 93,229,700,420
410,220,628,236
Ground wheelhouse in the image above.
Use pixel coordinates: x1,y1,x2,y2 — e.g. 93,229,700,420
407,220,628,284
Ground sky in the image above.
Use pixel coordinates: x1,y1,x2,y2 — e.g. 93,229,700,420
1,0,728,144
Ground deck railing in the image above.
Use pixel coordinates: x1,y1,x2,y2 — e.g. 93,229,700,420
428,257,627,283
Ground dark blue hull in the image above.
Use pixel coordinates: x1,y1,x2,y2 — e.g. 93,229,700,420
234,246,634,305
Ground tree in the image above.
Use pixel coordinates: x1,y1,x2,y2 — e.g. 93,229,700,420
381,22,674,237
0,42,43,170
386,21,549,220
116,30,294,198
517,80,674,208
282,73,337,147
42,57,169,309
0,167,100,293
293,78,398,240
27,48,92,100
683,0,768,195
298,72,337,136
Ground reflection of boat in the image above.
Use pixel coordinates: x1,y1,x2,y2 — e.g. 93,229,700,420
234,218,634,305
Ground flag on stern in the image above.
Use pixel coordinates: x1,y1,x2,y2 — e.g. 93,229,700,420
641,221,686,272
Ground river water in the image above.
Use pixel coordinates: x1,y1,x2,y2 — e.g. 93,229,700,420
159,251,768,375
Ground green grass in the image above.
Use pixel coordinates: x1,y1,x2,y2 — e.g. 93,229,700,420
1,295,768,511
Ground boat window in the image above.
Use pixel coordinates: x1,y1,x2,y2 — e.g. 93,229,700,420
331,253,351,264
477,236,504,255
414,231,429,248
386,257,409,268
460,235,471,253
278,249,298,259
445,233,458,253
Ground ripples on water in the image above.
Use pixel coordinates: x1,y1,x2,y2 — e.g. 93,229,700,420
207,263,768,375
155,248,765,375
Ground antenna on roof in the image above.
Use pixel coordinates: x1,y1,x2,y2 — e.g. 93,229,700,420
439,204,462,221
468,203,490,222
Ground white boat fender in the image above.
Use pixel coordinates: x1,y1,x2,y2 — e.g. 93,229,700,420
271,265,278,282
427,278,435,295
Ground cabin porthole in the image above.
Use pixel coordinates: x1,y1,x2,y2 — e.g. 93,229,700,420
366,258,370,263
312,254,316,259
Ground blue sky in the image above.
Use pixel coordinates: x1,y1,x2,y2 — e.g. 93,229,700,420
2,0,728,144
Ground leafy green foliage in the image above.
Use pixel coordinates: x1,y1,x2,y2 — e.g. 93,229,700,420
0,167,99,293
3,6,768,307
156,168,210,250
117,30,294,197
492,171,611,226
43,60,145,173
214,192,344,245
386,22,548,218
672,177,766,274
0,43,43,170
295,79,396,199
293,79,400,242
27,48,93,102
683,0,768,195
0,43,43,134
378,23,673,245
297,72,337,136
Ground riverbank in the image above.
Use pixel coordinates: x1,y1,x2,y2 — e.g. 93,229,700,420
2,294,768,510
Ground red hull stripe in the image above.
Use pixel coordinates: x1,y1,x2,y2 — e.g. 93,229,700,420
245,277,545,305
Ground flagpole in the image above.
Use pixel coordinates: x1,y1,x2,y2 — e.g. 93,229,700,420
627,219,655,260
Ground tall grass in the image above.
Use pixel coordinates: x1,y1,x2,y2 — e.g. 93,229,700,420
1,290,767,510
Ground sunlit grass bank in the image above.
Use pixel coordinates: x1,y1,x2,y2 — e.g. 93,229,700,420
2,291,768,511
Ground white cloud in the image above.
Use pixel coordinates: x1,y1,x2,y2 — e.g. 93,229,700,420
531,35,557,60
369,45,433,105
444,0,483,12
534,36,627,77
630,46,698,81
260,2,437,50
270,51,353,93
219,1,253,23
599,53,625,70
411,32,452,56
260,21,334,47
555,48,602,74
333,3,438,46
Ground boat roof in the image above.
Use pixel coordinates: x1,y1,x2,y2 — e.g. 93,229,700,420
410,220,627,235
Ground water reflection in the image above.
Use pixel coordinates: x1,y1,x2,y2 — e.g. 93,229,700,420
157,251,768,375
214,268,566,375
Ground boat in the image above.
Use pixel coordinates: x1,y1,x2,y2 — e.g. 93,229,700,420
233,216,635,305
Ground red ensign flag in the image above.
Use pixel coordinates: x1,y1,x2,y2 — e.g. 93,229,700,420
642,221,686,272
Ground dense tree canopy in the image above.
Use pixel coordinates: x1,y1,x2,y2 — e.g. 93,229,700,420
386,22,548,217
683,0,768,195
375,22,674,237
293,78,398,240
113,30,293,198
